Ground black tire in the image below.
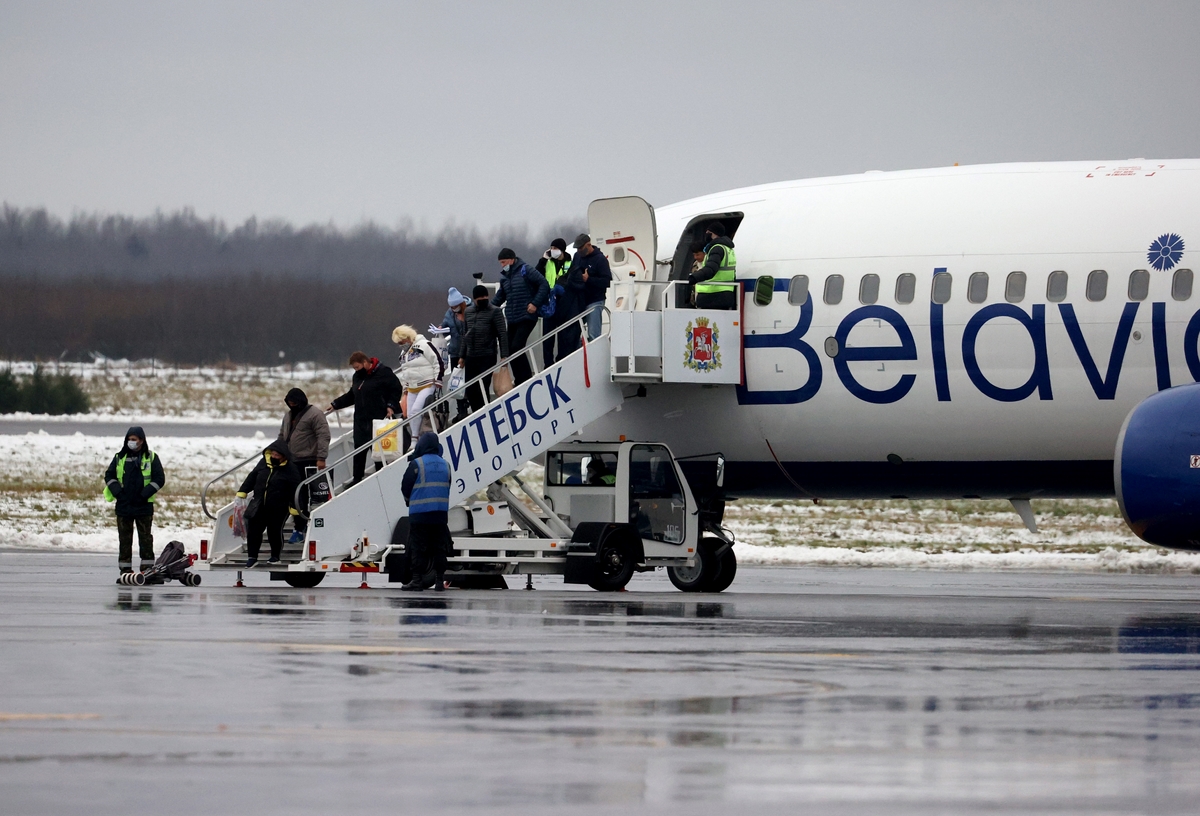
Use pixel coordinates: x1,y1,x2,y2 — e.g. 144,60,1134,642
705,545,737,593
131,572,146,586
668,538,719,592
282,573,325,589
588,531,636,592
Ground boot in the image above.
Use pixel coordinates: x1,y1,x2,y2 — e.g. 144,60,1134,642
433,573,445,592
400,581,424,592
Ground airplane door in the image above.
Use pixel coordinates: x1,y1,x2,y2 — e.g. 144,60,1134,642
588,196,657,312
628,444,686,545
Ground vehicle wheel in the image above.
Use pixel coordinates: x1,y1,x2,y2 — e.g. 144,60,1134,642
588,532,636,592
668,538,718,592
705,545,737,593
282,573,325,589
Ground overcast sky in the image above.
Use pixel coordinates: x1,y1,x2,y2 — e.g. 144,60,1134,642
2,1,1198,233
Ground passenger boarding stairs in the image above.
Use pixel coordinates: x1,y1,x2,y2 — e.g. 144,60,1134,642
202,308,624,567
200,195,746,569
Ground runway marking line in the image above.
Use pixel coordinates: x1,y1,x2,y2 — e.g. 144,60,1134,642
0,713,101,721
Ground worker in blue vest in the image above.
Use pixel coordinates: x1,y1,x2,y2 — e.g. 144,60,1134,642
400,431,452,591
103,426,166,579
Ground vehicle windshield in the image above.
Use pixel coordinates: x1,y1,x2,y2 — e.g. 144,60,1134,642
545,451,618,486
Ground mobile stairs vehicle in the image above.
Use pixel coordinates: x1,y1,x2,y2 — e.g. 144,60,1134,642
196,197,745,591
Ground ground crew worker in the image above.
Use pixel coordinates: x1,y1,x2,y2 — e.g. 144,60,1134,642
103,426,165,579
587,456,616,486
327,351,402,485
688,221,738,309
537,238,571,366
400,431,452,592
492,247,550,386
278,387,330,542
237,440,302,567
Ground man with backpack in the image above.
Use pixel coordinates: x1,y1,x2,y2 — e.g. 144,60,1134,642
492,247,550,386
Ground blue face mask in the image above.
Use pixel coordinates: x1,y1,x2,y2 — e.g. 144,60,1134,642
501,263,512,273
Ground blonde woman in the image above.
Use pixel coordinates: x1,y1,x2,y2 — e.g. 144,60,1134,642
393,324,443,450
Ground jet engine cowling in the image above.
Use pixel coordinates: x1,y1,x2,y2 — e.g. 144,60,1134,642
1116,383,1200,551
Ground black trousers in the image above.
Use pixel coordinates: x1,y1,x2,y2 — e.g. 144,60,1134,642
246,503,291,561
351,437,384,484
507,319,537,385
695,290,737,310
117,514,154,572
464,355,495,414
408,522,451,586
541,313,564,367
556,318,582,362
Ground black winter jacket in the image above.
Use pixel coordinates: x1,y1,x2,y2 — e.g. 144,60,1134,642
103,426,165,518
239,440,303,511
461,300,509,359
572,246,612,305
491,259,550,326
329,360,403,441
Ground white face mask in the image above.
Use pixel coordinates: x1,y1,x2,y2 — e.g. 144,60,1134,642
501,263,512,273
127,440,140,452
550,248,562,259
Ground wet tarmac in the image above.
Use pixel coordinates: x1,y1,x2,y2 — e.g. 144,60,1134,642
3,552,1200,815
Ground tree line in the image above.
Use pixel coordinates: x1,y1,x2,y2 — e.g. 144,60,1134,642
0,204,581,365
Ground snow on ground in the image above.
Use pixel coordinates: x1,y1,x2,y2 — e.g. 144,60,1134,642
0,429,1194,572
4,359,353,423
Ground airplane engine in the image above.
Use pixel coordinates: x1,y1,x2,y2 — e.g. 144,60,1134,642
1116,383,1200,551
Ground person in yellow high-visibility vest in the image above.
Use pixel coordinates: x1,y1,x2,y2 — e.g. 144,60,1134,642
103,426,166,578
688,221,738,310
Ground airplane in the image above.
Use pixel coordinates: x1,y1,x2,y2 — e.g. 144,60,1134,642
583,159,1200,552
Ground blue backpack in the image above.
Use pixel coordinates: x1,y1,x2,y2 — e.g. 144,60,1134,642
521,264,556,318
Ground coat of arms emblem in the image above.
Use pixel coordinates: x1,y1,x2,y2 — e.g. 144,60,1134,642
683,317,721,372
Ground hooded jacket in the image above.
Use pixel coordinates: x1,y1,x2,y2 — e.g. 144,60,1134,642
278,388,331,461
103,426,165,518
461,298,510,359
239,439,303,511
401,431,451,525
329,359,403,442
491,258,550,325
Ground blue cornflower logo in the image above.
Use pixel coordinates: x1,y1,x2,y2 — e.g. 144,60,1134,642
1148,233,1185,271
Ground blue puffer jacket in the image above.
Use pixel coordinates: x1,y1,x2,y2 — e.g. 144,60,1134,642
440,308,467,359
492,258,550,326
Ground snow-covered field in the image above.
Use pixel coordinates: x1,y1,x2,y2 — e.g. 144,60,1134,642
2,427,1198,573
4,359,352,422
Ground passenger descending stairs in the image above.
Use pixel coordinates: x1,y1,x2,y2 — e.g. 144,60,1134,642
304,332,623,563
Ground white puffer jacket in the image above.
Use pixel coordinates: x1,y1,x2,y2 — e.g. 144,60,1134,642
399,335,441,390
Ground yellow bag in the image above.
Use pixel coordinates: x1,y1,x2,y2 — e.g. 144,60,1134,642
492,364,515,396
372,419,404,463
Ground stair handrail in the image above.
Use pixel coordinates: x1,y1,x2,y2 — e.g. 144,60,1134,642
200,448,266,520
290,302,610,517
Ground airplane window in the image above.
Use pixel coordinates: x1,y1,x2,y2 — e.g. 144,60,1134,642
754,275,774,306
787,275,809,305
824,275,844,305
931,272,952,304
1046,271,1068,302
895,273,916,304
1173,268,1194,301
1086,270,1108,302
859,274,880,304
967,272,989,304
1127,269,1150,301
1005,272,1026,303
